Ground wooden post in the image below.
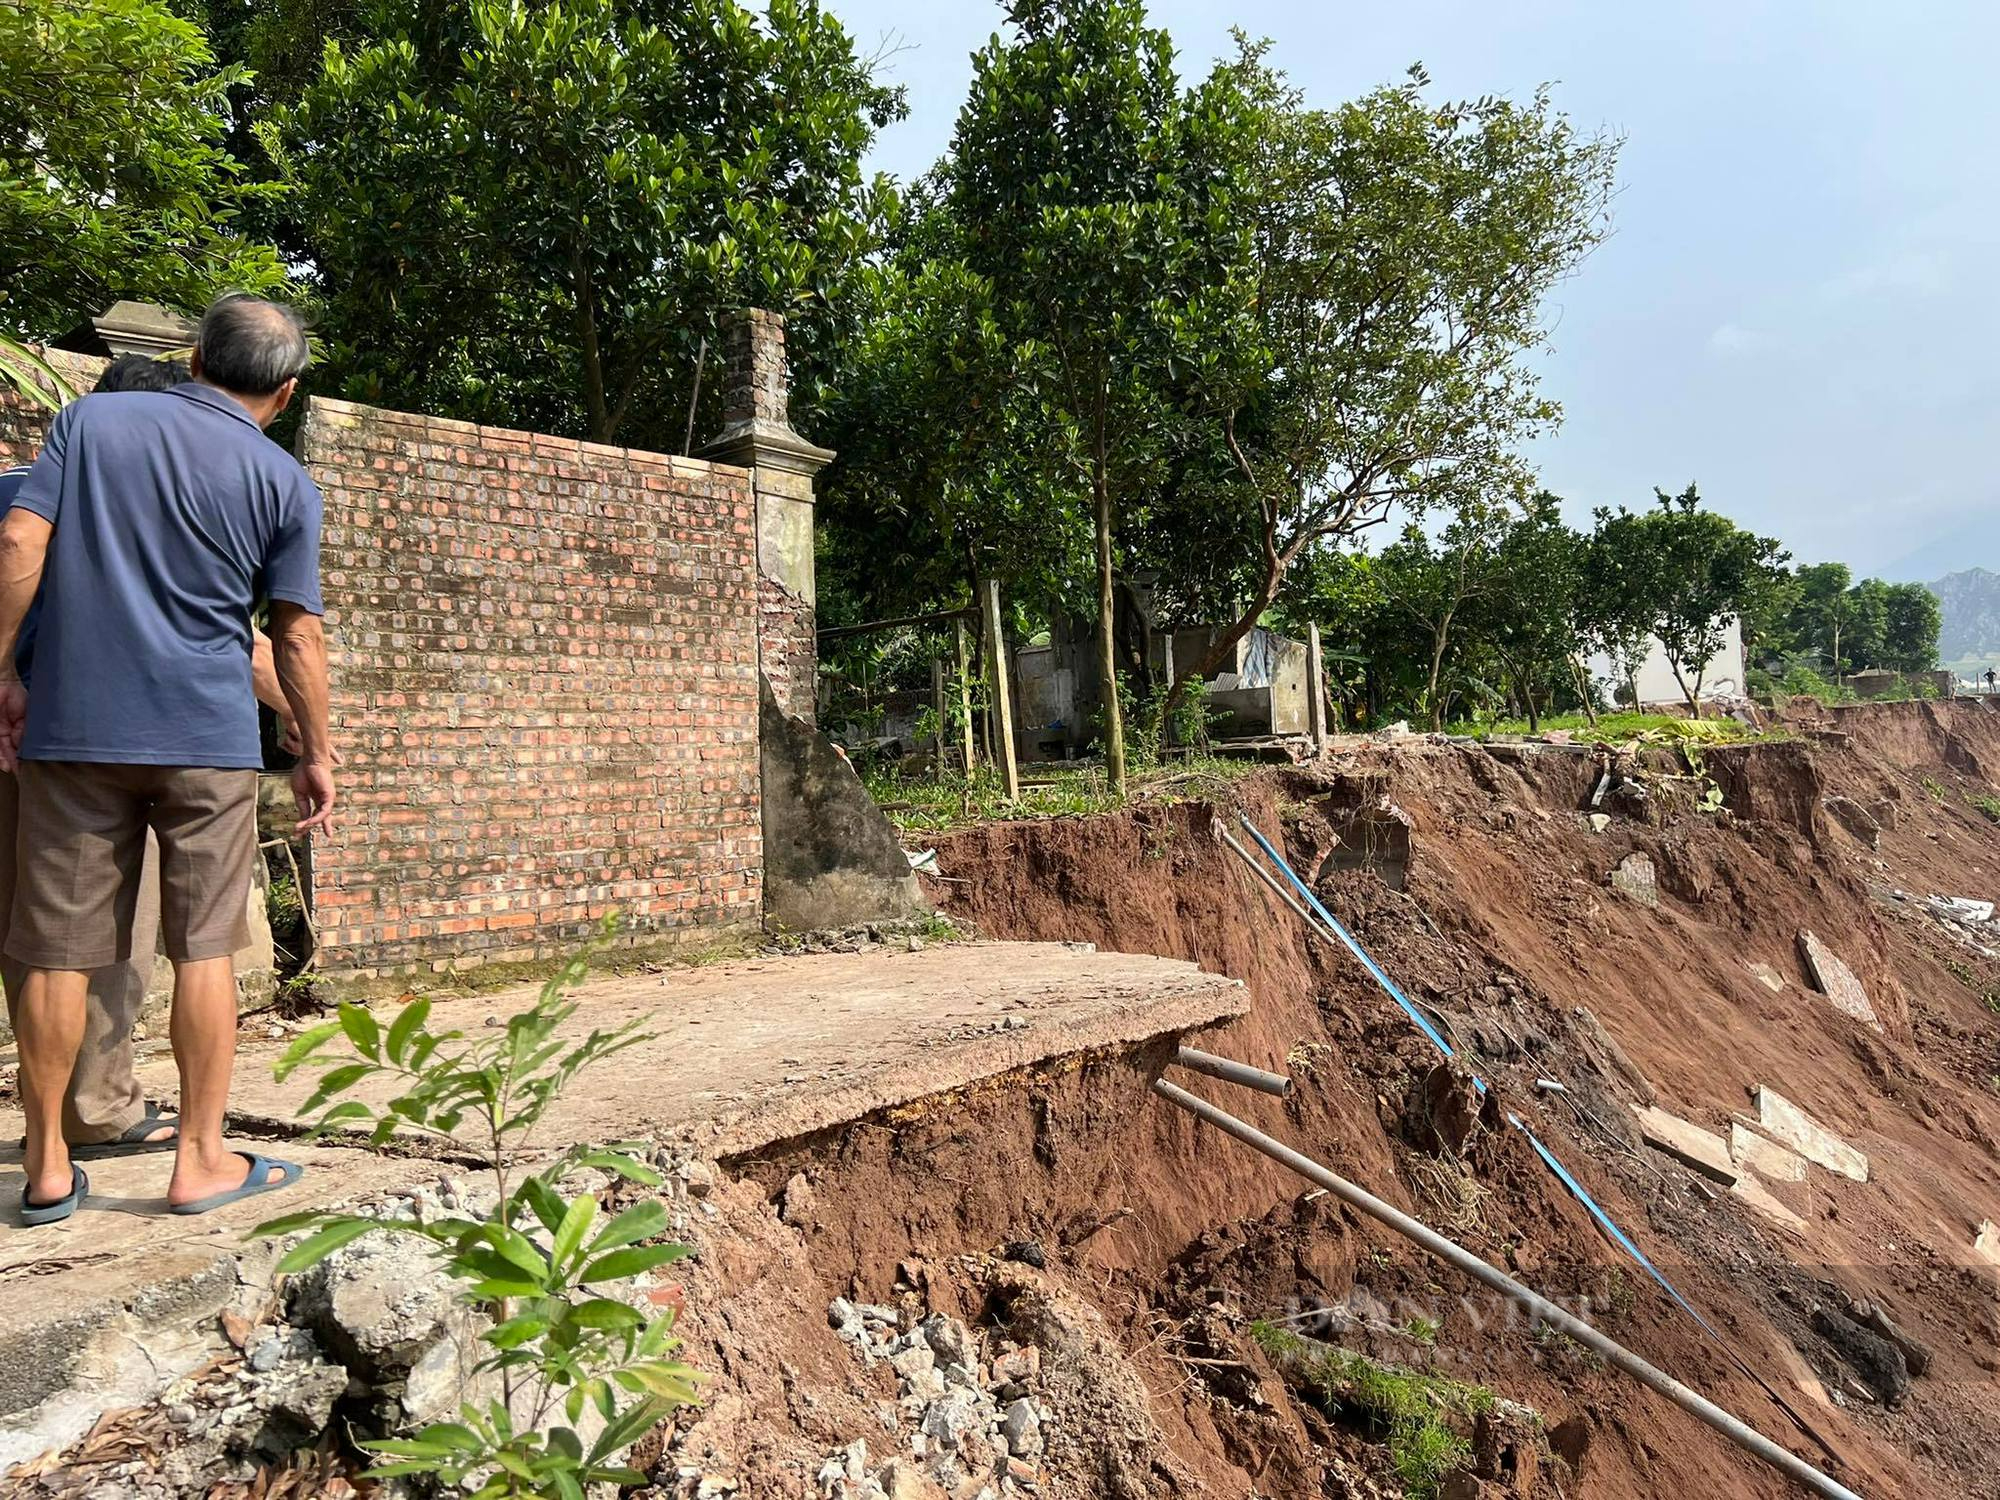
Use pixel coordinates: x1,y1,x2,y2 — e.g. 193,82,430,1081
1161,632,1177,748
953,616,976,772
983,579,1020,800
931,656,948,762
1306,624,1329,756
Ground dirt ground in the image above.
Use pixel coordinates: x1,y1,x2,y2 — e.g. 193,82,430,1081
651,698,2000,1500
13,698,2000,1500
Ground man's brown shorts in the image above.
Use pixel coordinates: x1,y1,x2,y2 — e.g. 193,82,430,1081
5,762,256,971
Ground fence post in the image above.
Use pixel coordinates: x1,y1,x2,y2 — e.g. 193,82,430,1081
953,617,977,772
1307,624,1329,755
983,580,1020,800
931,656,948,763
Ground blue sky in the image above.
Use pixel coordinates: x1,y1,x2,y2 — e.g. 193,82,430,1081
831,0,2000,581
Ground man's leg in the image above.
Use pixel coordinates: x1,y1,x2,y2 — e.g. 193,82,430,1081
6,762,146,1203
62,833,166,1146
17,969,89,1204
153,767,281,1208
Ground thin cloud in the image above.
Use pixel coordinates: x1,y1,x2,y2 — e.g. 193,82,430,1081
1707,322,1765,356
1818,250,1947,302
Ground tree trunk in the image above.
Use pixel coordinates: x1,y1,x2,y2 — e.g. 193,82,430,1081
1424,609,1456,731
1667,656,1701,718
1093,464,1126,794
1568,654,1599,725
1523,670,1541,732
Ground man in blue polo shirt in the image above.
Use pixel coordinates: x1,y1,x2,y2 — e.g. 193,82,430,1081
0,294,337,1223
0,355,306,1163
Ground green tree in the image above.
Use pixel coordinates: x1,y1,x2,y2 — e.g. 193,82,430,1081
1792,562,1858,676
1577,508,1659,709
1154,50,1616,724
1879,581,1942,672
0,0,283,339
267,0,902,444
1376,505,1509,730
1478,496,1586,730
944,0,1256,793
1619,485,1787,714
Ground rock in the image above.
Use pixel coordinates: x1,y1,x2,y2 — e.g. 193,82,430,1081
246,1333,286,1373
682,1160,717,1198
1796,931,1882,1031
918,1314,976,1371
991,1346,1040,1383
1976,1220,2000,1268
1000,1399,1041,1457
1608,852,1659,908
919,1391,983,1452
1587,813,1612,834
287,1234,462,1383
1822,796,1882,848
1632,1105,1738,1185
891,1344,938,1381
1731,1174,1808,1236
1847,1298,1934,1378
1811,1307,1911,1408
1744,962,1787,993
1002,1240,1046,1269
830,1298,864,1338
941,1361,978,1389
1755,1087,1869,1182
1439,1476,1501,1499
1409,1063,1484,1155
877,1459,948,1500
1729,1121,1808,1183
403,1326,483,1423
780,1172,817,1228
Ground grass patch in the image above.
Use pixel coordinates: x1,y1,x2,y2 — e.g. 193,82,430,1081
1251,1321,1496,1499
1970,793,2000,824
1446,711,1766,745
866,757,1259,835
1922,774,1950,802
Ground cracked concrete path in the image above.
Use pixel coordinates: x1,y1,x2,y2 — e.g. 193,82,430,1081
0,941,1242,1452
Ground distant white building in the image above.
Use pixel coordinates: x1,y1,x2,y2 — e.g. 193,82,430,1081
1591,616,1746,709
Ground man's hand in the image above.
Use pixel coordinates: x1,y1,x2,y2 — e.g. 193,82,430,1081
0,675,24,772
278,717,343,765
292,756,336,835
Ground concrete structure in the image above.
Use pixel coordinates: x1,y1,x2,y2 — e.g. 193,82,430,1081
759,678,925,932
698,309,834,724
52,300,197,360
1600,616,1748,709
0,944,1245,1452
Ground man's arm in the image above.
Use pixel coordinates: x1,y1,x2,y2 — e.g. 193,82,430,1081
268,601,336,833
0,508,53,771
251,630,288,715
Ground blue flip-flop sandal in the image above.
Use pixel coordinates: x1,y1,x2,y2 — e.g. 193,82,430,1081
73,1104,181,1160
169,1152,304,1217
21,1165,88,1227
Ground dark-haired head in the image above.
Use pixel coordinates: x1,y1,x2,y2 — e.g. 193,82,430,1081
191,293,311,429
93,353,191,395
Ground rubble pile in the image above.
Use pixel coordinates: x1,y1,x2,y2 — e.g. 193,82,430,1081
816,1300,1051,1500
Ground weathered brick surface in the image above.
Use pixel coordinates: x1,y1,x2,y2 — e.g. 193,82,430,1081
760,577,816,721
0,350,107,464
301,397,764,975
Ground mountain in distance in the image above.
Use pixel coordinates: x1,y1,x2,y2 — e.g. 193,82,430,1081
1929,568,2000,669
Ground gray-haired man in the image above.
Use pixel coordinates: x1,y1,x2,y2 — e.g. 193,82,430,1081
0,294,337,1223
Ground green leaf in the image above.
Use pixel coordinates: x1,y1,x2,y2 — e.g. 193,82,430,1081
273,1021,343,1082
386,997,432,1065
339,1002,382,1060
275,1216,379,1273
585,1201,667,1257
301,1062,373,1113
550,1194,598,1273
587,1395,671,1463
484,1314,551,1351
572,1148,664,1186
578,1243,690,1283
483,1223,551,1281
520,1177,567,1236
563,1298,644,1331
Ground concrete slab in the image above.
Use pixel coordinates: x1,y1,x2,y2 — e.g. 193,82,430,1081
1976,1220,2000,1270
1745,962,1787,994
178,943,1246,1161
1729,1120,1809,1183
1731,1175,1809,1237
1631,1105,1737,1185
0,942,1242,1455
1754,1087,1870,1183
1796,930,1882,1032
0,1144,428,1436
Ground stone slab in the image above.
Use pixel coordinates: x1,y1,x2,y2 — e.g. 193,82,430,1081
1745,962,1787,994
1631,1105,1738,1185
1754,1087,1869,1183
1796,930,1882,1032
189,943,1246,1161
1609,853,1659,909
1731,1174,1809,1237
1976,1220,2000,1270
1729,1121,1809,1183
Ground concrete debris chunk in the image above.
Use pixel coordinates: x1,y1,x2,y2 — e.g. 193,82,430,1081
1000,1398,1042,1457
1608,852,1659,909
1755,1087,1869,1182
1631,1105,1738,1185
1587,813,1612,834
918,1314,976,1371
1731,1174,1808,1236
1744,962,1787,993
1796,931,1882,1031
1729,1121,1808,1183
1975,1220,2000,1268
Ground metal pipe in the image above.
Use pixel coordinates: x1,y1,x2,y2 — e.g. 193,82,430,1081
1174,1045,1291,1098
1150,1077,1866,1500
1219,827,1328,939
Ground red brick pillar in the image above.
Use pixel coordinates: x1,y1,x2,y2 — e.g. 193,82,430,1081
698,310,832,723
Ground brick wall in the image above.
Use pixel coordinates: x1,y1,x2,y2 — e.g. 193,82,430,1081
760,575,816,720
302,397,764,976
0,351,106,465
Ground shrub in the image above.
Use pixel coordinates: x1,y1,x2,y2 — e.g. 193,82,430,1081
254,920,698,1498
